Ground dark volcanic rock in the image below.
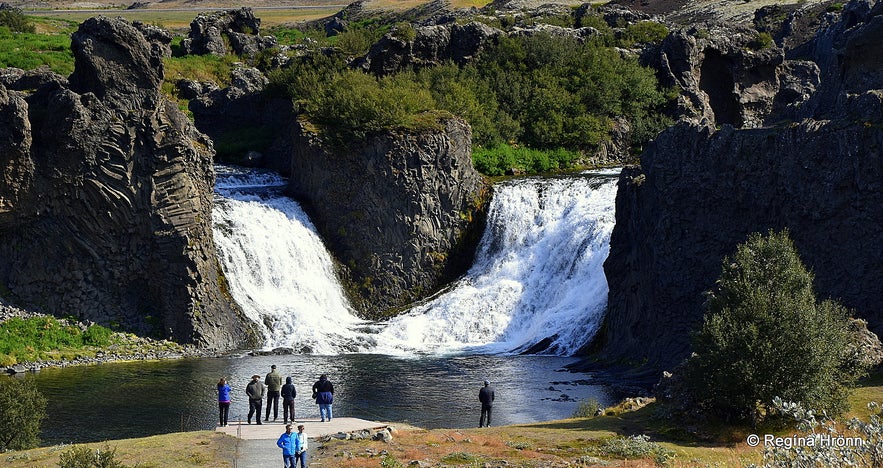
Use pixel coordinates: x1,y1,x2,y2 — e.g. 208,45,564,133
600,1,883,370
643,23,819,128
0,17,260,350
357,21,502,75
287,118,488,317
182,7,276,57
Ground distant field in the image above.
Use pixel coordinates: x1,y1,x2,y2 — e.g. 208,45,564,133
25,7,344,31
21,0,498,30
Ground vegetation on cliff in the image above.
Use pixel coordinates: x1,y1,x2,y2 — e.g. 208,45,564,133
267,30,674,170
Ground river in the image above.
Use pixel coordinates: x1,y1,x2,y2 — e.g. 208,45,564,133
33,353,613,445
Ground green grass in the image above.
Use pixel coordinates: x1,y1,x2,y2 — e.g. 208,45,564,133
0,25,74,75
0,316,114,365
472,144,582,176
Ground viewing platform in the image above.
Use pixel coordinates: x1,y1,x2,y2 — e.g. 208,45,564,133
216,416,387,440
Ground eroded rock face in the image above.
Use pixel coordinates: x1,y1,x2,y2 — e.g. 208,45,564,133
287,118,488,317
182,7,276,57
0,17,260,350
357,21,503,75
644,23,819,128
601,1,883,370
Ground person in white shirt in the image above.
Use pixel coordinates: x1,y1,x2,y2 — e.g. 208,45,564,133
294,424,309,467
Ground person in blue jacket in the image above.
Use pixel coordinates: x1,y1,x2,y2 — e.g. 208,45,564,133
276,424,297,468
312,374,334,422
217,377,231,427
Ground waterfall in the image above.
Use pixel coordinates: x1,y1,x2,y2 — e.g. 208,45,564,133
212,166,375,354
212,166,619,356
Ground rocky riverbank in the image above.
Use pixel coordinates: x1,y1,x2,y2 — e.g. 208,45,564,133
0,299,217,375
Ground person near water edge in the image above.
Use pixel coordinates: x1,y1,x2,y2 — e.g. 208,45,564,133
312,374,334,422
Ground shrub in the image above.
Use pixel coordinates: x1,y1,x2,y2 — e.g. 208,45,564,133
58,443,126,468
599,434,675,465
750,31,775,50
684,229,866,423
0,8,35,33
0,377,47,451
572,398,601,418
748,398,883,468
624,21,670,45
82,324,113,347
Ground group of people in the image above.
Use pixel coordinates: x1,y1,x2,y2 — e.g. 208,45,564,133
217,366,497,468
215,366,336,427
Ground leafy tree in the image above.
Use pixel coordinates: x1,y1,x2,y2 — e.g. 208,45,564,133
0,376,47,450
684,229,866,422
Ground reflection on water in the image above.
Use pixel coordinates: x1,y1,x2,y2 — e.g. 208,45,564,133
29,354,613,444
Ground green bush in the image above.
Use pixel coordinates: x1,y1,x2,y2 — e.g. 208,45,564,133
572,398,601,418
58,443,126,468
82,324,113,347
0,377,47,451
684,229,866,423
624,21,670,45
750,31,775,50
599,434,675,465
0,9,35,33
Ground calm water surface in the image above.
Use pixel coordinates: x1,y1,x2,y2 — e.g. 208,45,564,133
30,354,613,444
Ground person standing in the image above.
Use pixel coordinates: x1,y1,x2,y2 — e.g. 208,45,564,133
294,424,309,467
217,377,231,427
265,365,284,422
276,424,297,468
478,380,495,427
312,374,334,422
246,374,266,425
281,376,297,424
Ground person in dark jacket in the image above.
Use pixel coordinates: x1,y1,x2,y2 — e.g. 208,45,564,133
265,364,284,422
217,377,231,427
246,374,266,425
478,380,495,427
312,374,334,422
281,376,297,424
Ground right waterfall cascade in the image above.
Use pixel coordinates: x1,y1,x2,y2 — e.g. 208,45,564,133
213,165,620,356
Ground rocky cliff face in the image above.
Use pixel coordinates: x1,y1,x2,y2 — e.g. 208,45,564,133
600,0,883,370
287,118,488,317
0,17,260,349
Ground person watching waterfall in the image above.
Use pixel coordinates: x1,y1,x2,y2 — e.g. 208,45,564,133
312,374,334,422
479,380,495,427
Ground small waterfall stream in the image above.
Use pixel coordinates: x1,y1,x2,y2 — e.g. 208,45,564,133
212,166,619,356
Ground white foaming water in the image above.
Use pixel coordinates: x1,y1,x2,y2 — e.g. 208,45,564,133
371,171,619,355
212,166,619,356
212,166,374,354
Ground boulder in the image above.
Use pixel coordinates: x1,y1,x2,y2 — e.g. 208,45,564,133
181,8,269,57
358,21,503,75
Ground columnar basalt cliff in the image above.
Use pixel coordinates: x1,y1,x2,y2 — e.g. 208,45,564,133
600,0,883,370
0,17,260,349
287,118,488,317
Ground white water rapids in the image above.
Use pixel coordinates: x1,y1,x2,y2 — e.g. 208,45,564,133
212,166,619,356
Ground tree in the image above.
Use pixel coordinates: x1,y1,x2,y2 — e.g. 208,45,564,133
684,229,866,422
0,376,47,450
